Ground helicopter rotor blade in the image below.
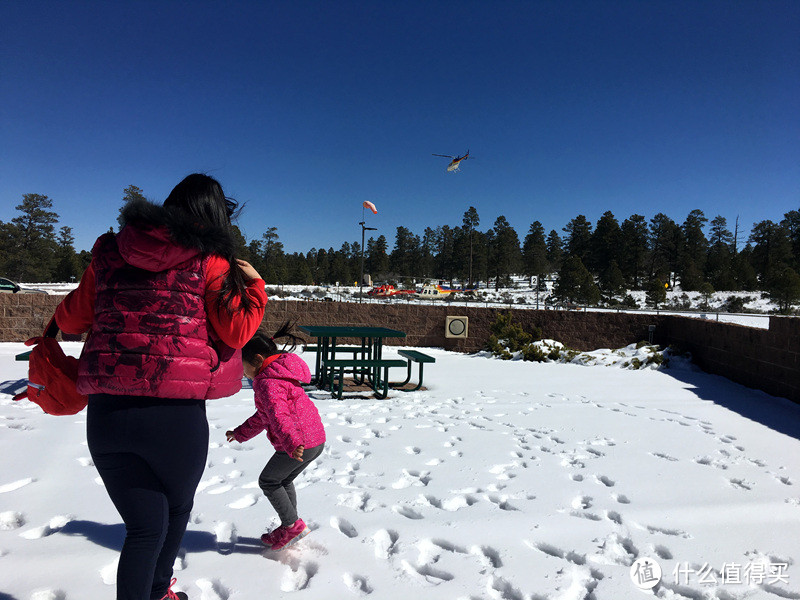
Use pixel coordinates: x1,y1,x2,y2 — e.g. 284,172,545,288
432,154,455,158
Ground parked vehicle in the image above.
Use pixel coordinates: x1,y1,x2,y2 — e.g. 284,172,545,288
0,278,47,294
0,278,21,293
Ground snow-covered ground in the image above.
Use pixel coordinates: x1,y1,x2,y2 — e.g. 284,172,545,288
2,342,799,600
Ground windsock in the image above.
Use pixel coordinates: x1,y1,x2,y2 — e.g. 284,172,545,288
363,201,378,214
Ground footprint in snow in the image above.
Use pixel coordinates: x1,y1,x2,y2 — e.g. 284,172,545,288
571,495,592,510
525,540,587,565
196,578,230,600
100,557,119,584
337,491,372,512
196,476,224,493
227,494,258,509
343,572,372,594
331,516,358,538
392,505,424,520
487,575,526,600
401,560,454,586
729,478,754,491
373,529,399,559
643,524,692,539
471,544,503,569
772,473,792,486
30,590,67,600
280,561,318,592
594,475,615,487
213,521,237,553
207,484,233,495
650,452,679,462
391,469,430,489
0,477,36,494
0,510,25,530
20,515,72,539
485,494,519,511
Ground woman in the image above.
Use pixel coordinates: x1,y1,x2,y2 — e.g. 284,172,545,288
55,174,268,600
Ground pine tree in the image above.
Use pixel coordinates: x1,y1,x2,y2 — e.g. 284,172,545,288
648,213,682,285
706,216,735,290
766,264,800,314
749,220,792,285
390,226,417,278
462,207,480,287
9,193,60,282
522,221,548,284
370,234,390,276
619,214,649,288
117,185,148,229
599,260,626,299
554,255,600,305
563,215,592,265
545,229,564,273
645,278,668,308
261,227,286,283
677,209,708,291
330,244,352,285
51,226,81,282
490,216,521,289
781,210,800,270
589,211,622,275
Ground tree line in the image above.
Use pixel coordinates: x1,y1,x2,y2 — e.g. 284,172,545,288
1,187,798,311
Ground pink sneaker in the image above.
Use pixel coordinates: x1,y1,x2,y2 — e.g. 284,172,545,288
269,518,310,551
260,527,281,546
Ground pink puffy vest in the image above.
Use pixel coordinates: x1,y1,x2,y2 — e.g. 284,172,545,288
77,232,242,400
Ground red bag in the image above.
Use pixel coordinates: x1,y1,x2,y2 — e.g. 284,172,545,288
14,319,88,416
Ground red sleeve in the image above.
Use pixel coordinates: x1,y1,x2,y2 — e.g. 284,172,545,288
205,255,268,349
54,262,96,334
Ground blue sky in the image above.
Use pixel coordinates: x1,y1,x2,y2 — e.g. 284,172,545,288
2,1,798,254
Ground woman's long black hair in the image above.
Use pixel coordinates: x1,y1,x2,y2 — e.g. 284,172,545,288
163,173,252,315
242,320,306,365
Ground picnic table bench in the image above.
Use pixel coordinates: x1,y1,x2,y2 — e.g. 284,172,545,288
396,349,436,391
322,358,407,400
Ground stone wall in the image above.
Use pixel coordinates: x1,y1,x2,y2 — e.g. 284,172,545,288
2,293,798,402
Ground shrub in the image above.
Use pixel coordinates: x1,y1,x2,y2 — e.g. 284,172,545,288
488,312,542,353
725,296,747,313
621,294,639,308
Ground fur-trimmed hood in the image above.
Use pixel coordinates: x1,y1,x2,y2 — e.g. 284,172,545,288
115,198,238,272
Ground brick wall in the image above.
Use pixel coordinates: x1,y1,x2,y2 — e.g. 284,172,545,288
2,294,798,402
661,315,800,403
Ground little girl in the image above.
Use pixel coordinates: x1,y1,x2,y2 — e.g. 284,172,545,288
226,321,326,551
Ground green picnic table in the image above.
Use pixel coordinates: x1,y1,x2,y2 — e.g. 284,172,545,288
298,325,407,396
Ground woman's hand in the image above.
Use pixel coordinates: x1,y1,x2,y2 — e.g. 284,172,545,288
225,430,237,443
291,445,305,462
236,259,261,281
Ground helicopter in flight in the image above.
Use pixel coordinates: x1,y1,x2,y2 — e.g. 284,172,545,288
432,150,472,172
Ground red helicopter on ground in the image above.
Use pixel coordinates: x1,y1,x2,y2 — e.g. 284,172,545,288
433,150,472,172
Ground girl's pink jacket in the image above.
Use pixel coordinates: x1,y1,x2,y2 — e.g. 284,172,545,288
232,353,326,454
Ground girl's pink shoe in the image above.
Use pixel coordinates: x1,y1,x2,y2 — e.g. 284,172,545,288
269,519,310,551
260,527,281,546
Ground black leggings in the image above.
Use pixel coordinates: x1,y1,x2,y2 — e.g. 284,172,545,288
87,394,209,600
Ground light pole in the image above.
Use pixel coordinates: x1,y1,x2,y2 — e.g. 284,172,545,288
359,221,377,302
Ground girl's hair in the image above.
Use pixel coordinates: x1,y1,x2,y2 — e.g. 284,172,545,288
242,320,306,365
163,173,252,315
